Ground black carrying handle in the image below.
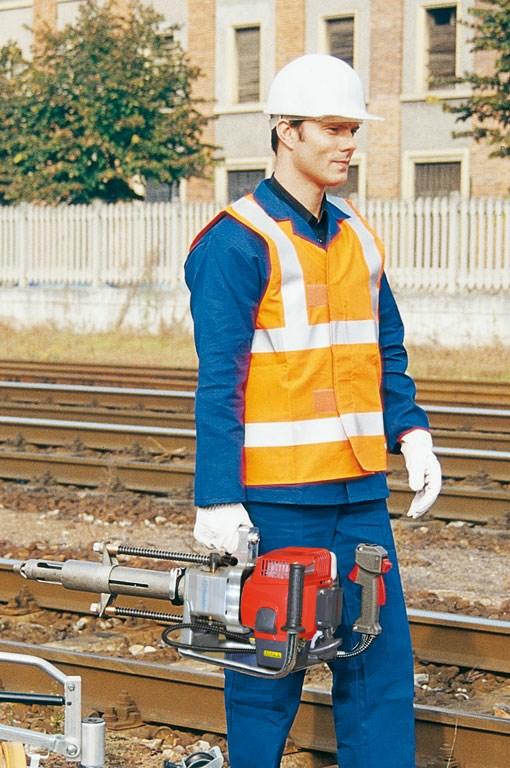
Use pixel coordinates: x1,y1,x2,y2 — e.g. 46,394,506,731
282,562,306,633
0,691,65,706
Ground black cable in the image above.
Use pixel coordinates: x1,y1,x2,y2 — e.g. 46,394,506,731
161,623,255,654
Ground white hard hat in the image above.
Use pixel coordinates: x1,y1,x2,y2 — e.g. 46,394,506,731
265,53,382,122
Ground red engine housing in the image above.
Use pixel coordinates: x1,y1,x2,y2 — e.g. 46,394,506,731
240,547,336,642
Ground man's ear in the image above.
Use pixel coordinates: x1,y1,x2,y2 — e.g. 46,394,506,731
276,120,299,151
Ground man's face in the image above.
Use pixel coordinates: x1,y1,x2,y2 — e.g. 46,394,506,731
286,118,359,188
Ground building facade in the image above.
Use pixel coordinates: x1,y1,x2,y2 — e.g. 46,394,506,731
0,0,507,203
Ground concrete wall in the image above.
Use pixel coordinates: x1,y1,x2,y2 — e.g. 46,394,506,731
0,286,507,347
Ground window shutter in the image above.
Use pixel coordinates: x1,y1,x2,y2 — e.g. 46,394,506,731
414,162,461,198
236,27,260,103
427,6,457,84
326,17,354,67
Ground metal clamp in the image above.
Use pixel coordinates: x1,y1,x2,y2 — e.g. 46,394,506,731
0,652,105,767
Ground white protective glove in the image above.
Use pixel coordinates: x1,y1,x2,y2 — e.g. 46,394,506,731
400,429,442,519
193,503,253,553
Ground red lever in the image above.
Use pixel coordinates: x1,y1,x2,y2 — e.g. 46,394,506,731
377,558,392,605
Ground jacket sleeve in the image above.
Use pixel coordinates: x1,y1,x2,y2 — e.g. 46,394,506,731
379,273,429,453
184,218,268,506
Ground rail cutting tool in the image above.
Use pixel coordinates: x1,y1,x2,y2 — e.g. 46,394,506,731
15,527,392,678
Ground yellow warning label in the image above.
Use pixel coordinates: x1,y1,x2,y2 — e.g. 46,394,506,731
263,650,283,658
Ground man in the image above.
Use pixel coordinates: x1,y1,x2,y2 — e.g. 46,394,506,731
184,54,441,768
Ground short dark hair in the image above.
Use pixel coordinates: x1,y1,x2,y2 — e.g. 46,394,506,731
271,119,305,154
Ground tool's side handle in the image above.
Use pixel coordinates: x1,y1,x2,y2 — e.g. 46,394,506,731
348,545,392,636
282,562,305,633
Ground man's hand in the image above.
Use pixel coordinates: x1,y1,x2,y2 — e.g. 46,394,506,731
194,503,253,553
400,430,442,519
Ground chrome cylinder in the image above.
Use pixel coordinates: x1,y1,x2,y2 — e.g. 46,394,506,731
80,717,105,768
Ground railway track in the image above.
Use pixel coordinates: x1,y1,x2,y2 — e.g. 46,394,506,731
0,400,509,447
1,395,510,437
0,364,507,765
0,637,507,767
0,360,508,406
0,446,507,523
0,559,508,767
0,414,509,475
0,398,508,523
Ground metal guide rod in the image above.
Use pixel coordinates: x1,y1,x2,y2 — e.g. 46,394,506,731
0,415,195,437
434,445,510,460
421,403,510,417
0,381,194,398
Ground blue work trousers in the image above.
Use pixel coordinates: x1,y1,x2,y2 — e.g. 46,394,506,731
224,499,415,768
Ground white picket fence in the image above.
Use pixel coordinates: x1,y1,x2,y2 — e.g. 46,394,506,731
0,196,508,293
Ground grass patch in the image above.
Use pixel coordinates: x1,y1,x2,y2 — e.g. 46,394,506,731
407,343,510,382
0,322,197,368
0,323,507,382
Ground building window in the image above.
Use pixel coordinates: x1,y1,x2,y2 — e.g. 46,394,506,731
328,165,359,199
326,16,354,67
227,169,266,201
426,5,457,88
235,26,260,103
414,161,461,197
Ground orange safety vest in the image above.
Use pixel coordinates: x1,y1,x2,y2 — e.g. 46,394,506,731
225,193,388,487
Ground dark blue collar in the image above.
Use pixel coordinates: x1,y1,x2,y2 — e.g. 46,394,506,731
252,178,349,246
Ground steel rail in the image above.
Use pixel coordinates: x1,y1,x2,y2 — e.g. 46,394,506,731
388,479,510,524
0,402,195,430
2,381,510,433
0,372,509,406
0,402,509,450
407,609,510,674
0,360,507,399
0,415,196,454
424,403,510,434
2,380,510,409
0,638,506,767
0,560,507,675
0,381,195,412
0,451,195,492
429,445,510,483
0,414,509,481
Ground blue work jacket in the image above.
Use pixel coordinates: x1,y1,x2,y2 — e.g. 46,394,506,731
184,179,429,507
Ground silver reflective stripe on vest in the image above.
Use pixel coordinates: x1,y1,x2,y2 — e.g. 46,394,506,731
244,412,385,448
230,196,381,353
252,319,378,352
327,195,382,322
232,196,308,327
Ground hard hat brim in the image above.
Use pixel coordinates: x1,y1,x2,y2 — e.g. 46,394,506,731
268,112,384,125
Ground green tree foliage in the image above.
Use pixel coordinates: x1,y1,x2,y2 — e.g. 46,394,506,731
0,0,214,204
445,0,510,158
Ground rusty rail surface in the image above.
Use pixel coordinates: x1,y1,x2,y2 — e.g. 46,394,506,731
0,414,509,475
0,637,506,767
